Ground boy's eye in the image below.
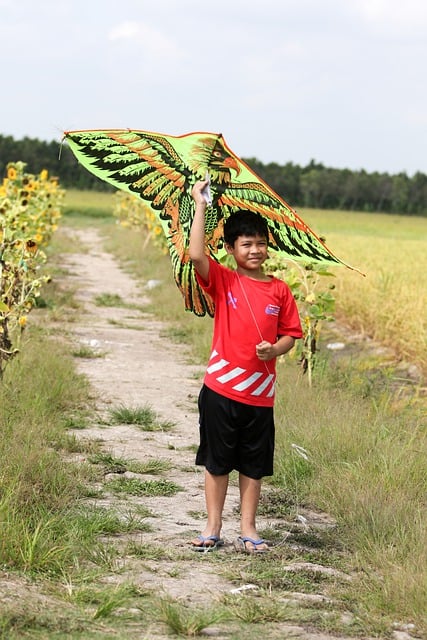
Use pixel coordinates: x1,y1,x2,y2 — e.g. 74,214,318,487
242,241,265,247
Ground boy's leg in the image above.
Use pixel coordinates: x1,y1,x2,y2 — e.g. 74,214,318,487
191,470,228,547
238,473,269,551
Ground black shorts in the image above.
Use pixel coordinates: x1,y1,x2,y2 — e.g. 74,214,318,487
195,385,275,479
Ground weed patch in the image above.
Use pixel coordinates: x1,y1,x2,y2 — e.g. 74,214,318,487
108,403,174,431
107,477,182,497
72,345,104,358
223,593,291,624
125,541,182,561
89,452,172,475
94,292,126,307
158,597,225,636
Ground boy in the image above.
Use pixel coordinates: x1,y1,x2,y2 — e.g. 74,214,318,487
189,180,303,553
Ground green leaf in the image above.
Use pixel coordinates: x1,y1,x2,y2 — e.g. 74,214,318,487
313,265,336,277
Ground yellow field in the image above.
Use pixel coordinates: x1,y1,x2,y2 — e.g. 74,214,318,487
301,208,427,377
64,189,114,217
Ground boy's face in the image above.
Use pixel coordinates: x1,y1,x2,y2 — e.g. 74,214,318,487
225,233,268,272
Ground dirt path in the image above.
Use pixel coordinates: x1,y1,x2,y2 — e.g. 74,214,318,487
63,228,245,591
59,227,381,640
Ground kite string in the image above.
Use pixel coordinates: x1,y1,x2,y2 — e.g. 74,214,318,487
236,274,271,376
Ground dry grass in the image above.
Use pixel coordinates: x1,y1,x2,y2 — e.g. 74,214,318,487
301,208,427,376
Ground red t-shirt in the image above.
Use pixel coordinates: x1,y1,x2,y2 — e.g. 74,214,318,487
196,258,303,407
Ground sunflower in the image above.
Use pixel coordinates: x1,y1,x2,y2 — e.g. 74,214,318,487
7,166,17,180
25,240,38,255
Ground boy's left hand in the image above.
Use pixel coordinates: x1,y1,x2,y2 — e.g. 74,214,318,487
256,340,275,361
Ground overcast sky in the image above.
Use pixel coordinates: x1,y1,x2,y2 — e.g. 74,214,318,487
1,0,426,175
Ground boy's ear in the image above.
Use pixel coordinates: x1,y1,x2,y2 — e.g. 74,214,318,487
224,243,234,255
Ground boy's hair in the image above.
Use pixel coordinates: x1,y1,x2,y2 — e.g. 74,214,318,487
223,210,269,247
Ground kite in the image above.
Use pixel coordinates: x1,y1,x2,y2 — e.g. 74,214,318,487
63,129,352,317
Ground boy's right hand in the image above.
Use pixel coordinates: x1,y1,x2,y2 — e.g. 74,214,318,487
189,180,211,281
191,180,209,206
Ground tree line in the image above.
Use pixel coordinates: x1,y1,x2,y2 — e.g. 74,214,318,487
1,134,426,216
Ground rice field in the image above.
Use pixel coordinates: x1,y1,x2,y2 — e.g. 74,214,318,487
301,208,427,378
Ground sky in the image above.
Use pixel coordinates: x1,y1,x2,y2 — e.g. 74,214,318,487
1,0,426,176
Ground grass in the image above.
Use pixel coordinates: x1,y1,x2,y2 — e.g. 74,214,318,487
88,452,172,475
127,458,173,474
72,505,153,535
63,189,115,219
234,560,335,593
108,403,174,431
71,583,140,620
271,360,427,627
222,594,292,624
94,292,126,307
0,326,95,572
125,541,178,561
72,345,104,358
107,477,182,497
158,598,226,636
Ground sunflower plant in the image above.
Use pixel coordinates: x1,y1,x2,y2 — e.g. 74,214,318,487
112,191,167,253
265,255,336,386
0,161,64,378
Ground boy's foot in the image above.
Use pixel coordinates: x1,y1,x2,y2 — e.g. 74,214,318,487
190,535,224,552
235,536,269,554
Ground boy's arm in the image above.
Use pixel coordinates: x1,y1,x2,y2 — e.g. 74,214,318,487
189,180,210,282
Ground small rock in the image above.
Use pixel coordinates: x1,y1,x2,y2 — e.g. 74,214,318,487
229,584,258,594
392,622,417,631
201,627,224,637
123,471,144,479
326,342,346,350
392,632,417,640
145,279,162,289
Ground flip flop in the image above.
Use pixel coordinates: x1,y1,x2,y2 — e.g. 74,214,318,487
234,536,269,554
191,535,224,552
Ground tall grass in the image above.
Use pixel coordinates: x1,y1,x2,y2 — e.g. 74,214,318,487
273,363,426,626
0,328,94,572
